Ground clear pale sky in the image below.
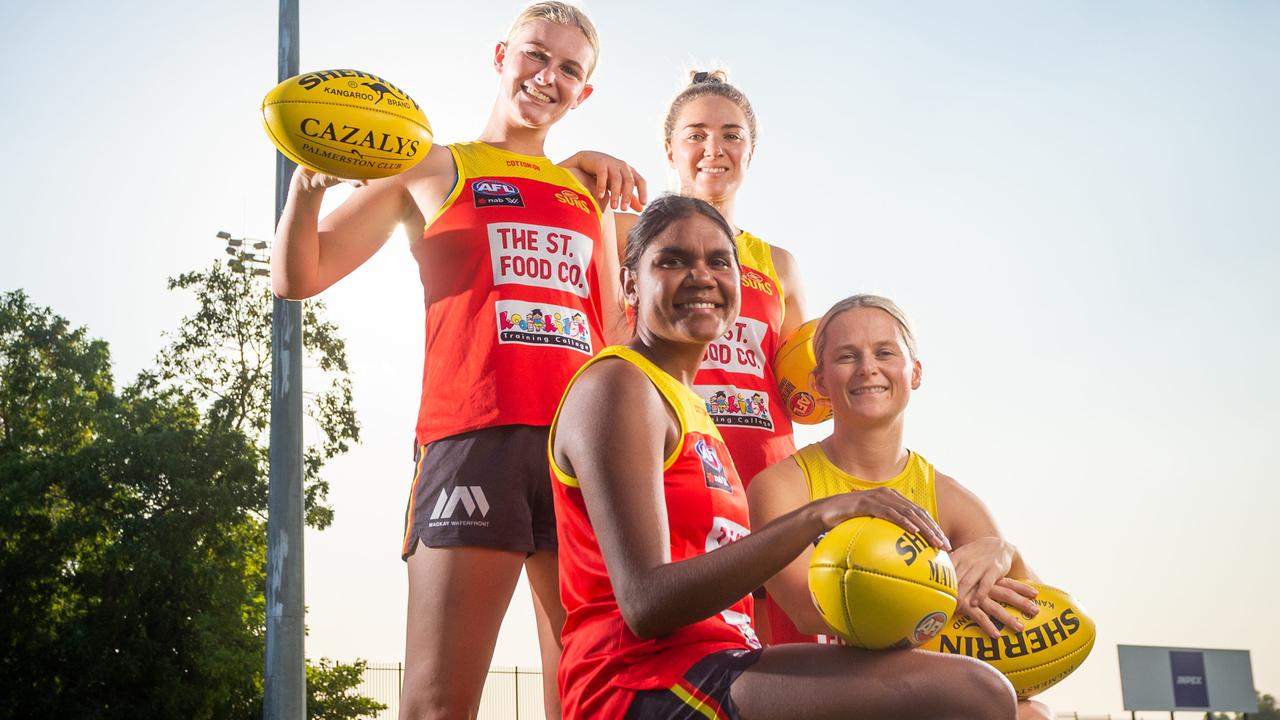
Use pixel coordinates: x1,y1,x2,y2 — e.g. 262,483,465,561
2,1,1277,715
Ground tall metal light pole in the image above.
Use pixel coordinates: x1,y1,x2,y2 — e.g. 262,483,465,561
264,0,304,718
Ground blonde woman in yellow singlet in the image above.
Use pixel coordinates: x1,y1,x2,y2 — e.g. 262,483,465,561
747,294,1053,720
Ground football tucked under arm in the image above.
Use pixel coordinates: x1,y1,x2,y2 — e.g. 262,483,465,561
918,582,1096,699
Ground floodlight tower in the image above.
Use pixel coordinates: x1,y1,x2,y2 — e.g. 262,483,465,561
216,231,271,276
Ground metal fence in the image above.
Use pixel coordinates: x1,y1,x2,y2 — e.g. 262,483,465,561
358,663,548,720
354,664,1235,720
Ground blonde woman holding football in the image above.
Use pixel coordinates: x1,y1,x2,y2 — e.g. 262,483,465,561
273,4,641,718
746,294,1053,720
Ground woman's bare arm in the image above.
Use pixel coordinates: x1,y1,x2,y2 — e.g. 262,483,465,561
557,366,948,640
936,471,1041,636
272,144,453,299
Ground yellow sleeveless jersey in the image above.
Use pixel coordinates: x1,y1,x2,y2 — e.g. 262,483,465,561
793,443,939,518
768,443,940,645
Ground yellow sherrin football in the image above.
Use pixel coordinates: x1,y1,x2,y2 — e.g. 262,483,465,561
809,517,958,649
261,68,432,180
773,319,832,425
919,582,1096,698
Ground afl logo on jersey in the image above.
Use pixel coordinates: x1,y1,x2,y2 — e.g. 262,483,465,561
694,438,732,493
472,180,525,208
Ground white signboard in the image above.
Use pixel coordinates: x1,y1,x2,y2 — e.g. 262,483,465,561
1117,645,1257,712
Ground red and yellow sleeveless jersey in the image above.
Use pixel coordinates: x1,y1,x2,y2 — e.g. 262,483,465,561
550,346,761,719
768,443,939,645
411,141,604,445
693,230,794,488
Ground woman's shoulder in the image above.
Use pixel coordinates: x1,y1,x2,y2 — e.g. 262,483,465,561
565,353,662,412
931,467,992,517
746,450,808,507
766,242,801,286
400,142,456,181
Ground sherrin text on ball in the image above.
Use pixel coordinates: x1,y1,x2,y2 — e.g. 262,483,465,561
919,582,1096,698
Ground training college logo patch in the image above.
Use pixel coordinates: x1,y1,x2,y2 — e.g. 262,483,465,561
694,438,732,493
495,299,593,355
698,384,774,431
472,179,524,208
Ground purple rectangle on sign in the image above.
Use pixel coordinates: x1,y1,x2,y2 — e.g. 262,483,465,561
1170,650,1210,707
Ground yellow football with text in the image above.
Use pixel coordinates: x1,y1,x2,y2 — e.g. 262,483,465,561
809,517,958,649
773,319,832,425
261,68,432,180
919,582,1096,698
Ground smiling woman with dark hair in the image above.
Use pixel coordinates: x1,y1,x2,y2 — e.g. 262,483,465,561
548,196,1018,720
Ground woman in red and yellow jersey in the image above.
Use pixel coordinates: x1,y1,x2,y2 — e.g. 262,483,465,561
592,71,806,489
567,72,807,641
550,195,1018,720
746,294,1052,720
659,71,807,489
272,4,641,719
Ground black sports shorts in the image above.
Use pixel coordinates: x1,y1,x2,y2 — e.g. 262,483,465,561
401,424,556,558
624,648,762,720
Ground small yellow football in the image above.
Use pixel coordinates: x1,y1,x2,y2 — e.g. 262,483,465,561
919,582,1096,699
809,517,958,649
261,69,433,180
773,319,831,425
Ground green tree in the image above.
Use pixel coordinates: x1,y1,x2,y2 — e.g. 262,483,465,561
1206,691,1277,719
154,260,359,529
308,659,388,720
0,286,377,719
0,289,119,709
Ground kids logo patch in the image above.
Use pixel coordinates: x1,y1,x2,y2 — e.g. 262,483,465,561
495,299,592,355
693,438,732,493
472,179,524,208
696,384,773,430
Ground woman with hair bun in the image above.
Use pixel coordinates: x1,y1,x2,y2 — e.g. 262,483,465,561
567,69,809,643
657,70,807,492
575,69,807,488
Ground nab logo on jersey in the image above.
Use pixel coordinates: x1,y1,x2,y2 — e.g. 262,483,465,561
472,180,524,208
430,485,491,520
694,438,732,493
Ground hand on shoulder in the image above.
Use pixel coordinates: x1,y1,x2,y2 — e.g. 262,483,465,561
558,150,647,211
